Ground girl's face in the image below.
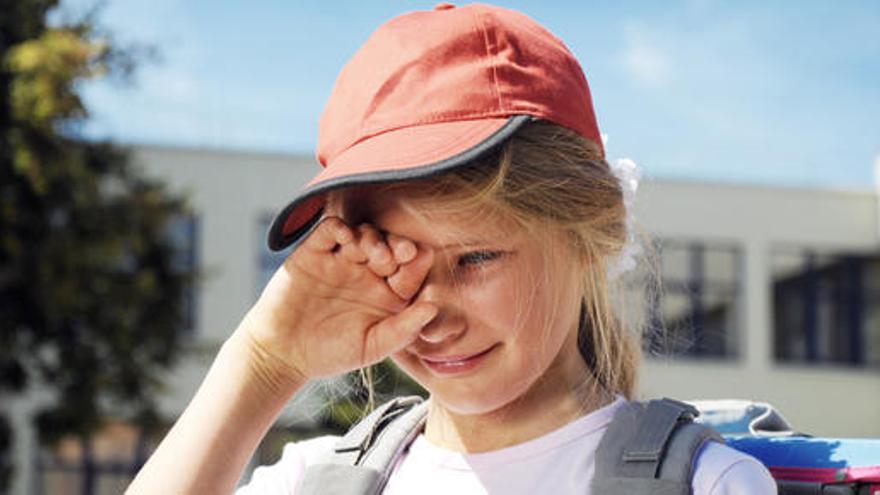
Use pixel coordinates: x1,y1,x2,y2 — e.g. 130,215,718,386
357,191,589,415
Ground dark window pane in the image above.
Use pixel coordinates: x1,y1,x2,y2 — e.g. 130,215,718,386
772,250,880,367
166,214,199,334
635,239,742,359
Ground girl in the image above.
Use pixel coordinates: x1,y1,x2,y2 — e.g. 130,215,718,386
128,3,776,494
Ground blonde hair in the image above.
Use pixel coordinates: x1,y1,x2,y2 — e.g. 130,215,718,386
332,119,642,404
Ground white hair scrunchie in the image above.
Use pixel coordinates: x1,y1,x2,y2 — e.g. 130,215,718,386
605,156,643,280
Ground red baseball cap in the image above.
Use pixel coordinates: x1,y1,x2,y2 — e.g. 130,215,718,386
268,2,603,251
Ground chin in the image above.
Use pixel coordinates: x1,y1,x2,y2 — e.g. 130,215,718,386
392,352,539,416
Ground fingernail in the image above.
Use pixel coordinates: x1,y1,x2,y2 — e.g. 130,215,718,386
397,242,416,262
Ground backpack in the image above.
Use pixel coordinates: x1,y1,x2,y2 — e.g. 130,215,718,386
295,396,723,494
692,400,880,495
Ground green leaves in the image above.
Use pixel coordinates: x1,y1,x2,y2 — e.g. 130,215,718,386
6,28,102,128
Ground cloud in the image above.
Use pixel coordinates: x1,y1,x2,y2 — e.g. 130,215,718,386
620,26,672,89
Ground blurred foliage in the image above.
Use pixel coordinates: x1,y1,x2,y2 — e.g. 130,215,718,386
0,0,196,489
320,360,427,433
0,416,10,492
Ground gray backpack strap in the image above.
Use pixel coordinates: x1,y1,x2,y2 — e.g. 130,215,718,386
296,396,428,495
591,398,724,495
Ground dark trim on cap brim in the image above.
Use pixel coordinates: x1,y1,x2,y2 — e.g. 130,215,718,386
267,114,535,252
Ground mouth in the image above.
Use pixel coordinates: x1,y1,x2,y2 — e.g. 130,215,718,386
418,344,498,376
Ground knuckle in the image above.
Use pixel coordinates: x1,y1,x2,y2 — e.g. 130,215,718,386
357,223,378,236
359,232,379,249
322,216,344,231
325,217,352,240
387,280,409,300
344,244,368,263
388,273,416,298
386,232,405,245
370,262,394,279
372,244,392,260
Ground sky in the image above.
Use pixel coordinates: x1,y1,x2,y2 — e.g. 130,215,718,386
53,0,880,190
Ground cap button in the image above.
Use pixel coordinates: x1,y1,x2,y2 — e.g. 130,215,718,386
433,2,455,10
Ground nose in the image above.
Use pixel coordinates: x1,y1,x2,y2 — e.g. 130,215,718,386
418,310,465,344
413,277,465,344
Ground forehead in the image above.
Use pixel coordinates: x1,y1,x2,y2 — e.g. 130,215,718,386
334,185,520,246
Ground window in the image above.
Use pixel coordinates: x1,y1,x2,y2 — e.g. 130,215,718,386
257,213,294,295
166,214,199,334
773,249,880,367
630,239,743,359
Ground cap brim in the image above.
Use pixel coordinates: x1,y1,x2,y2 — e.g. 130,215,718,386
267,114,533,251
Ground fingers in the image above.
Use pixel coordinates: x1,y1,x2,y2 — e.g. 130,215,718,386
386,242,434,301
362,302,438,365
303,216,354,252
386,234,417,264
338,238,368,264
302,218,430,302
357,225,397,277
340,225,413,278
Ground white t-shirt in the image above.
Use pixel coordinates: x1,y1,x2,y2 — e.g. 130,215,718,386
238,398,777,494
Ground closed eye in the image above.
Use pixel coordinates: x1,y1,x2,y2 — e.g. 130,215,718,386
457,250,505,268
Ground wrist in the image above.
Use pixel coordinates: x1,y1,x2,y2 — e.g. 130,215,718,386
225,320,308,400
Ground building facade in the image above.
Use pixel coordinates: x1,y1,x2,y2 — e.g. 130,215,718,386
137,144,880,435
6,144,879,494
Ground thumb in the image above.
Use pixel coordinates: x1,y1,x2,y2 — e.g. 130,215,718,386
362,303,438,365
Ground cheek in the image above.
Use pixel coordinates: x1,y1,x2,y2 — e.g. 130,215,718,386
389,351,419,379
470,260,579,357
458,268,537,335
389,351,440,397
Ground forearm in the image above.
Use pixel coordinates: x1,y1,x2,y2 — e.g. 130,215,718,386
127,316,306,494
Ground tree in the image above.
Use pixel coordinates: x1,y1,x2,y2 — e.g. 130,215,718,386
0,0,197,490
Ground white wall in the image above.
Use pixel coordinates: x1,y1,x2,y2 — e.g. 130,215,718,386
635,180,880,437
136,147,880,435
131,145,319,420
